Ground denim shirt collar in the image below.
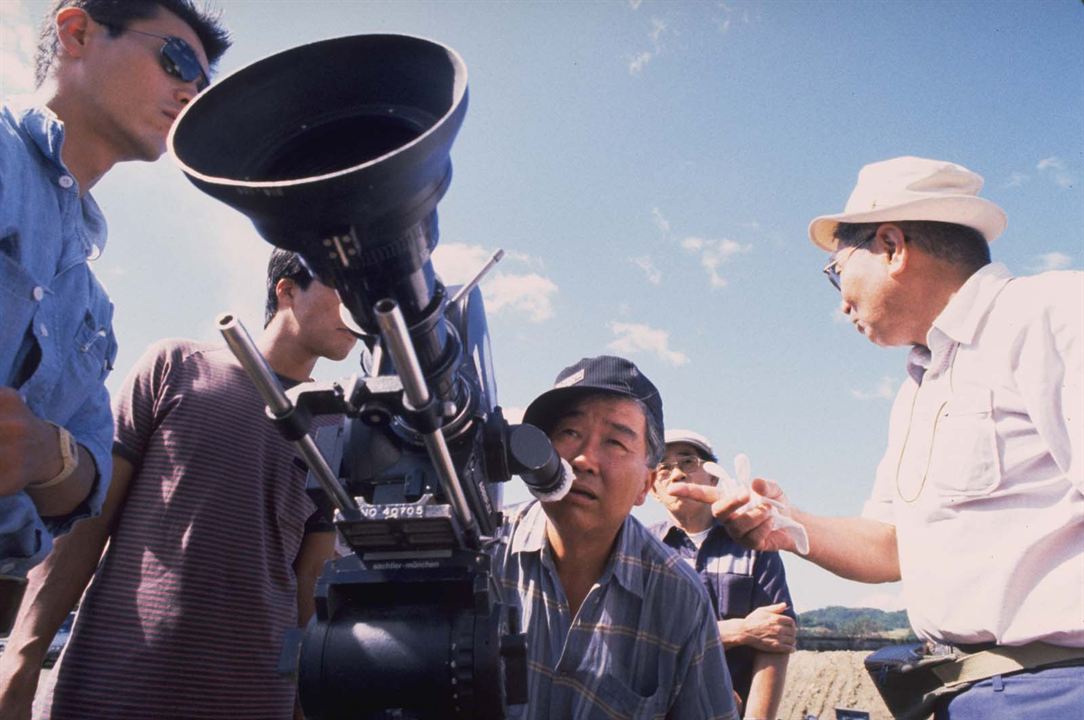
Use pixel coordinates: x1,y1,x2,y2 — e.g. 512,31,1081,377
18,104,107,257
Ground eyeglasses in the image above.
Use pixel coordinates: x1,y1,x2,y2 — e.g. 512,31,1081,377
108,24,209,92
822,233,875,291
656,456,706,476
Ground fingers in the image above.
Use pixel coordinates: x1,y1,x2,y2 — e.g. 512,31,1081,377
665,481,722,505
751,476,782,500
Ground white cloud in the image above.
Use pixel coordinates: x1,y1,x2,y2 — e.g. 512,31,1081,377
630,256,662,285
433,243,559,323
680,236,751,288
607,322,689,366
628,51,653,76
652,207,671,236
628,15,668,76
1036,156,1074,189
1030,252,1072,272
501,405,525,425
850,376,897,401
484,273,558,322
1004,171,1029,188
0,1,38,98
649,17,667,46
1037,157,1066,172
627,0,644,9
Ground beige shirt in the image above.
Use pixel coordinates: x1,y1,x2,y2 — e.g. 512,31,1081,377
863,263,1083,647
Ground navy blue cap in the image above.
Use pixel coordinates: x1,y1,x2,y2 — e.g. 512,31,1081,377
523,355,663,443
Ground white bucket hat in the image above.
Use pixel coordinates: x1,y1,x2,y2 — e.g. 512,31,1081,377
808,156,1007,251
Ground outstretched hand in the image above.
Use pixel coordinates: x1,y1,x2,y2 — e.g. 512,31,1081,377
667,476,802,554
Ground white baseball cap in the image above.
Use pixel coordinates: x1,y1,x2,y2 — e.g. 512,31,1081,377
808,156,1007,252
664,428,717,462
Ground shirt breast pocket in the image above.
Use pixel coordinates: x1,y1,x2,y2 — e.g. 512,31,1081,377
71,309,117,382
589,672,666,719
927,386,1001,497
716,573,755,619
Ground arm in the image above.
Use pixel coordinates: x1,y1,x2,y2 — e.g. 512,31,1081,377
742,651,788,720
0,454,134,717
668,478,900,583
717,602,796,653
0,388,97,517
293,530,335,628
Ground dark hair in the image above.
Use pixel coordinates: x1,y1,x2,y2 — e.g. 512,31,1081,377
35,0,231,88
835,220,991,275
264,249,314,327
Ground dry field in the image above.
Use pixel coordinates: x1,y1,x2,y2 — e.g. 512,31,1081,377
778,650,891,720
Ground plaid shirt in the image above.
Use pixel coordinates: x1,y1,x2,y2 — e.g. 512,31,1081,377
651,520,795,703
491,502,738,720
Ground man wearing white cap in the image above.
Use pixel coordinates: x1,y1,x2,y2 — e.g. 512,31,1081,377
670,157,1083,718
650,429,795,720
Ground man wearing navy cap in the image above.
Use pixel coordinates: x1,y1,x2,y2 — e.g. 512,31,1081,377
492,355,739,719
650,429,795,719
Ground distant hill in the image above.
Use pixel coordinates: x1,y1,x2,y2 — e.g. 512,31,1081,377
799,606,916,640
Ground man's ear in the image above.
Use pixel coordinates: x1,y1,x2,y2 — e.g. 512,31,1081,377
55,8,93,60
635,467,658,506
879,224,910,278
274,277,297,311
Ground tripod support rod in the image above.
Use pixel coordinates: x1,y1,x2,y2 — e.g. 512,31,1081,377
218,313,359,514
374,299,478,544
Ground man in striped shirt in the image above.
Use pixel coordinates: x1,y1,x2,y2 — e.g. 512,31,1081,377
492,355,739,719
0,249,357,719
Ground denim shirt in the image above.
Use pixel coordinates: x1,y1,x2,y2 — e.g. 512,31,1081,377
0,103,117,576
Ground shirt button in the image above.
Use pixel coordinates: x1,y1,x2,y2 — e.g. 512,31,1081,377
58,175,74,189
32,286,44,301
39,323,49,337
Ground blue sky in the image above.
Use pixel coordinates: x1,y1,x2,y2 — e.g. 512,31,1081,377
2,0,1081,611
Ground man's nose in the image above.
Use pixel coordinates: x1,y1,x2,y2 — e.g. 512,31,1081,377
174,83,199,106
569,438,601,475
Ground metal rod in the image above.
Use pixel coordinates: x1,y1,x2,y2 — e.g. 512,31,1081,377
373,300,476,537
449,248,504,306
217,313,358,513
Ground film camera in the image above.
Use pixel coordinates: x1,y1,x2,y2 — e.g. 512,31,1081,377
169,35,570,719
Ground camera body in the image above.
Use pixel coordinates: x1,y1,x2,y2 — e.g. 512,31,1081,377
171,34,563,719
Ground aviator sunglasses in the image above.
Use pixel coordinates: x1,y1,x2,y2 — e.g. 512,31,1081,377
102,22,209,92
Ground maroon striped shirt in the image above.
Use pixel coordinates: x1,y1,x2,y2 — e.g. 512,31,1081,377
38,340,333,720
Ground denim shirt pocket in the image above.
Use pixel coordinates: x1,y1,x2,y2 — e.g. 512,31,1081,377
927,386,1001,497
55,300,117,424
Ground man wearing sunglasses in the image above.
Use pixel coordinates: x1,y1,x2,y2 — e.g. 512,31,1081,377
670,157,1084,718
0,0,229,628
0,250,355,720
650,430,795,720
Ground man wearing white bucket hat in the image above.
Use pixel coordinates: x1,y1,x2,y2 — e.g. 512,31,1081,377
671,157,1083,718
